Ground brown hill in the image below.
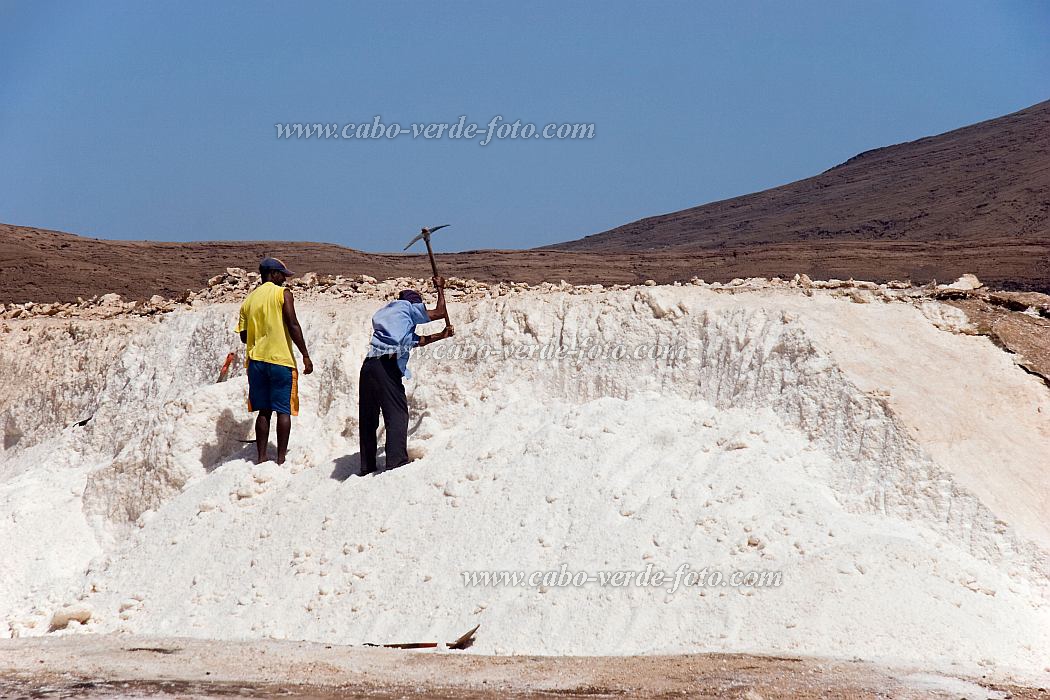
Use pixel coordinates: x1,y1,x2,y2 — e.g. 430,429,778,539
4,221,1046,303
1,223,712,303
547,100,1050,252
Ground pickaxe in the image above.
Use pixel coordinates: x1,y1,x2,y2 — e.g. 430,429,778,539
404,225,453,333
403,224,450,278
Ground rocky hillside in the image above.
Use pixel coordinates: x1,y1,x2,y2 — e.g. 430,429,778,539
548,100,1050,251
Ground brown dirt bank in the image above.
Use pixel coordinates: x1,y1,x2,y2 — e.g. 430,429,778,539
4,223,1048,303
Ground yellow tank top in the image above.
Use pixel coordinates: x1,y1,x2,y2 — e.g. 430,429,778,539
236,282,296,368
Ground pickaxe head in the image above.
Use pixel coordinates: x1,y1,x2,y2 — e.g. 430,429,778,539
403,224,450,251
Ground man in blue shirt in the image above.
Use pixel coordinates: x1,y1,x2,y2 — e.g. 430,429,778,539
359,275,454,474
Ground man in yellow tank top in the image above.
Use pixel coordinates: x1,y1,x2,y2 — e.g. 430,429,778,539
236,257,313,465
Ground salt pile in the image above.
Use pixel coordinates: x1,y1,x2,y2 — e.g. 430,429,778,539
1,282,1048,676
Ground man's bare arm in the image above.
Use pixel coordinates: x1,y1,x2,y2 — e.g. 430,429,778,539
417,324,455,347
427,276,448,321
239,330,247,344
282,289,314,374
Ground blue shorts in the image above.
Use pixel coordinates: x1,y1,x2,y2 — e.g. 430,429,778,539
247,360,298,415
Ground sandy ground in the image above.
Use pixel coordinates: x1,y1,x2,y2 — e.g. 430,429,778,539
0,636,1047,699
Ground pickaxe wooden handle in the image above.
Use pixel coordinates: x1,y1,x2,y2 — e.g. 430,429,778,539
423,235,439,278
404,225,451,326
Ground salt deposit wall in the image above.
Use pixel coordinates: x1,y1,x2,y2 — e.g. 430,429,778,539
1,287,1048,671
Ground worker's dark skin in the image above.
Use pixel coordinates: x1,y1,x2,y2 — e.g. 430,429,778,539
417,275,455,346
239,269,313,465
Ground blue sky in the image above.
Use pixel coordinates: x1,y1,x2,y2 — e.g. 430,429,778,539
1,1,1047,252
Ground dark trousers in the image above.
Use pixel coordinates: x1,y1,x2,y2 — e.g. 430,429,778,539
359,356,409,473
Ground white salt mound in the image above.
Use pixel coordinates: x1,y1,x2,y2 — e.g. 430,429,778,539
0,285,1048,678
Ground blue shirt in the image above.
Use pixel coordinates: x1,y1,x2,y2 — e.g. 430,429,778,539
366,300,431,378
